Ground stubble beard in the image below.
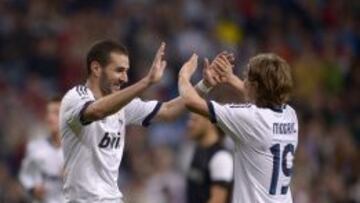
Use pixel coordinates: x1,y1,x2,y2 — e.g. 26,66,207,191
99,72,112,96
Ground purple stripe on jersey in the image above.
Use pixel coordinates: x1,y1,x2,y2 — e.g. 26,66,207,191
79,101,95,125
142,102,162,127
207,101,217,124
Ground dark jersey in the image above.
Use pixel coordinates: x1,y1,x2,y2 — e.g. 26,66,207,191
186,141,233,203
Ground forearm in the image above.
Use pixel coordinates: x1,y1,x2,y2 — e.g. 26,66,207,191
84,78,151,121
207,196,227,203
228,75,245,93
179,75,209,117
156,80,211,121
208,198,225,203
207,186,228,203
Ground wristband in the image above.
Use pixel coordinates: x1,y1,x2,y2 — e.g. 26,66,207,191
195,80,213,94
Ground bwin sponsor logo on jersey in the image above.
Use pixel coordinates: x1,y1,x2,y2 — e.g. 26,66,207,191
98,132,121,149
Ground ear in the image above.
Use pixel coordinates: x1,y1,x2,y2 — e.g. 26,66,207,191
90,61,102,77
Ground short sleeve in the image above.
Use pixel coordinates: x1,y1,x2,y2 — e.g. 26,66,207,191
207,101,255,144
209,150,233,187
60,85,95,132
124,98,162,127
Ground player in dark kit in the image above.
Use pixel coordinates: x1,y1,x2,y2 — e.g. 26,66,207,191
186,113,233,203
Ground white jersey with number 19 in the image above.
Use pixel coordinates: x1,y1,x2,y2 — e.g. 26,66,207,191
207,101,298,203
59,85,161,203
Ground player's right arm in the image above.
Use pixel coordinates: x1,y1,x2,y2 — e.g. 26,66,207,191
212,54,245,94
178,54,210,117
81,43,167,123
178,53,254,144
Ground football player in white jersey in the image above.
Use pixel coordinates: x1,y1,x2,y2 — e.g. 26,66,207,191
59,40,230,203
19,97,65,203
178,53,298,203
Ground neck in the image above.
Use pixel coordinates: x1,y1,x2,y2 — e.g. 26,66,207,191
199,127,219,147
86,79,103,99
50,132,61,148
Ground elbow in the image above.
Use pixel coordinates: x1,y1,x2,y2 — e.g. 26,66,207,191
85,105,107,121
157,103,178,122
158,109,173,122
183,97,198,111
91,110,106,121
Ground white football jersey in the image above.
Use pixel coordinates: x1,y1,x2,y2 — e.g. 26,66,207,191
59,85,161,203
208,101,298,203
19,138,65,203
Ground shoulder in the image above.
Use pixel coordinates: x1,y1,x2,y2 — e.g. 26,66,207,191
63,85,91,100
26,138,49,158
224,102,256,118
27,138,47,150
208,149,233,180
227,102,253,109
208,101,256,124
285,104,297,114
61,85,94,108
284,104,298,120
210,150,233,167
211,101,253,108
127,97,141,105
210,101,255,112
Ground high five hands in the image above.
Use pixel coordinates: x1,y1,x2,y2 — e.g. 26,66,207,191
179,51,236,89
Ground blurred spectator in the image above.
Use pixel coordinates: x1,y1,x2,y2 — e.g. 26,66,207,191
145,145,185,203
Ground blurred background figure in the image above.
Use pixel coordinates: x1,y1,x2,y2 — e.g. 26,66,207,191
0,0,357,202
19,97,64,203
122,150,153,203
145,145,185,203
186,113,233,203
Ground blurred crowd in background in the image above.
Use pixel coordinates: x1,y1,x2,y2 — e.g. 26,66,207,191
0,0,359,202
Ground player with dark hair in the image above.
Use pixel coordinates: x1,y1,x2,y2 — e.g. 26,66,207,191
179,53,298,203
59,40,229,203
19,96,64,203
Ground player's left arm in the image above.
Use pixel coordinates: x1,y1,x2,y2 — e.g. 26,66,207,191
178,54,210,118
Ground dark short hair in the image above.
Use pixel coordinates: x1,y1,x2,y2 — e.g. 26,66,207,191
86,40,129,76
246,53,293,108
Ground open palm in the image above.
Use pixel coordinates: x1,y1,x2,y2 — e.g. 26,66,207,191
147,42,167,84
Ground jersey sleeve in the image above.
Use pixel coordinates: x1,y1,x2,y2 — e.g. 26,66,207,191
209,150,233,187
207,101,255,144
18,142,43,190
60,86,95,132
124,98,162,127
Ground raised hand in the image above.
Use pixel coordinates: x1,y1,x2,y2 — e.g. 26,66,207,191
212,51,235,83
146,42,167,84
179,54,199,80
202,57,218,87
203,51,235,87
